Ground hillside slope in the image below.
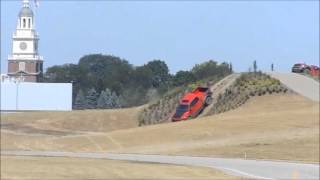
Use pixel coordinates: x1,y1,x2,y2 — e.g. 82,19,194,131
199,73,240,117
106,94,319,162
2,94,318,162
1,106,143,134
139,74,238,125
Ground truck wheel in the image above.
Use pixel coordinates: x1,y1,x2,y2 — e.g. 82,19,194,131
205,96,213,106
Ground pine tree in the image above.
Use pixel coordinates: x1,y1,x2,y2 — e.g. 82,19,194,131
86,88,98,109
104,88,113,108
97,90,107,109
74,90,87,110
97,88,115,109
111,91,121,108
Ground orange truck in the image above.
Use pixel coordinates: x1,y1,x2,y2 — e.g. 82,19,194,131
172,87,212,122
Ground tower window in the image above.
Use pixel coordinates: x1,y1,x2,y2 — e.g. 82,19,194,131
28,19,31,28
23,18,26,28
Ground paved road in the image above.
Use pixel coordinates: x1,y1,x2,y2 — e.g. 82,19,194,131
2,150,319,179
268,72,319,102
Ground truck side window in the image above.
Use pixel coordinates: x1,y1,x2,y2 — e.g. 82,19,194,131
190,97,199,107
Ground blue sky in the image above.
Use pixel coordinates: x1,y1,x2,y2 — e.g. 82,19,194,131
1,0,319,73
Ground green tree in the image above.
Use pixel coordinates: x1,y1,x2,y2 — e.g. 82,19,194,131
86,88,98,109
192,60,218,80
97,90,108,109
111,91,121,108
119,87,148,107
97,89,121,109
73,90,87,110
131,65,153,88
172,71,196,86
191,60,231,80
146,60,170,88
78,54,133,94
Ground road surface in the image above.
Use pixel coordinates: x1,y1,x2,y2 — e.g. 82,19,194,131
268,72,319,101
2,150,319,179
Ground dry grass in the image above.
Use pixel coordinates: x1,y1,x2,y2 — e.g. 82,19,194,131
1,94,319,163
1,106,142,134
103,94,319,162
1,155,236,180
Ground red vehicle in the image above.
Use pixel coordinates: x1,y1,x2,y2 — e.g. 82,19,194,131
292,63,319,76
291,63,309,73
172,87,213,122
309,65,320,76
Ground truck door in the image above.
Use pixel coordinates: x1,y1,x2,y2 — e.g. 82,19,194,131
190,97,199,117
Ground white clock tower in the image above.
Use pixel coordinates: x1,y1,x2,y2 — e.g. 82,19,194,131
8,0,43,82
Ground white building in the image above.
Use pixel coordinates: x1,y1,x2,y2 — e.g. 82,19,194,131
1,0,73,111
7,0,44,82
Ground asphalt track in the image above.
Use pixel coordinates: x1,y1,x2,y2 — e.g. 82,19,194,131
2,150,319,179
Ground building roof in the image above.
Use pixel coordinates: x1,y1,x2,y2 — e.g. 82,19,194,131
19,7,33,17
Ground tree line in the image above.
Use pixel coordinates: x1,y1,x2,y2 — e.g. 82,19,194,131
43,54,232,109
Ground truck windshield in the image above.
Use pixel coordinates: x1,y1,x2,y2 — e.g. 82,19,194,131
177,104,189,112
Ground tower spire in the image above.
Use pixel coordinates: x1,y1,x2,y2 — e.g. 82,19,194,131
22,0,30,8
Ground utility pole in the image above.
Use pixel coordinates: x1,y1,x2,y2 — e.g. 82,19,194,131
253,60,257,73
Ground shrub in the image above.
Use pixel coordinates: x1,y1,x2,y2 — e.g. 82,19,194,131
208,72,290,116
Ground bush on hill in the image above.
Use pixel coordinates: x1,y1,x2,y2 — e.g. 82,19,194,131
208,72,290,115
138,74,229,126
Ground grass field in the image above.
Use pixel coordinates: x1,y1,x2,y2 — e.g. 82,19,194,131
1,106,142,134
104,94,319,162
1,156,236,180
1,94,319,163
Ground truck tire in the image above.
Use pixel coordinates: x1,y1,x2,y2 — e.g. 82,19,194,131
205,96,213,106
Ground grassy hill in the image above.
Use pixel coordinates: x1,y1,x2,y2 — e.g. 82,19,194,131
139,72,291,125
138,75,226,125
1,106,143,134
1,72,318,163
208,72,290,115
2,94,318,162
105,94,319,162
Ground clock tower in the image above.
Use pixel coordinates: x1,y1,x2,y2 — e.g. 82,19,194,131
8,0,43,82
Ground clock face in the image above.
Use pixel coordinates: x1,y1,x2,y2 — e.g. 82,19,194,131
20,42,27,51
